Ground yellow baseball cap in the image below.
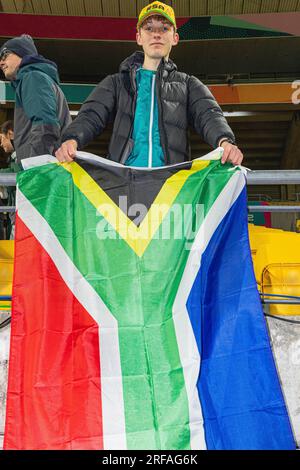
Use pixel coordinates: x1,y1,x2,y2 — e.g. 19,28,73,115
137,2,177,30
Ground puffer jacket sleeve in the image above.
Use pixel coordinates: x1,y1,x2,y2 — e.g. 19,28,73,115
21,70,61,158
188,75,235,148
61,75,117,149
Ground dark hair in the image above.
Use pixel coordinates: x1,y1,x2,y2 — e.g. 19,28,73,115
0,120,14,135
139,14,176,31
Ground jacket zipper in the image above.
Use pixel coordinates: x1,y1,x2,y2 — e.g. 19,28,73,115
156,64,170,165
148,74,156,168
130,67,137,127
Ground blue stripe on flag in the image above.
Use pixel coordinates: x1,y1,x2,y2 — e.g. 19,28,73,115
186,187,296,450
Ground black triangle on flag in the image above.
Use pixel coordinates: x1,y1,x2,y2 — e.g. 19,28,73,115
75,158,192,226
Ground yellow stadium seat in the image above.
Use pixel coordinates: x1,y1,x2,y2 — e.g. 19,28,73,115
0,240,14,310
248,224,300,316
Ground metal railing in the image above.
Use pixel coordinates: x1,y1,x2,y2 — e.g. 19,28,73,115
247,170,300,213
246,170,300,185
260,294,300,324
0,206,14,212
248,170,300,212
0,174,16,186
2,170,300,213
1,169,300,186
248,205,300,212
1,294,299,325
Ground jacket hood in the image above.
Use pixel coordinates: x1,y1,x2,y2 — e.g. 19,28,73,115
119,51,177,75
12,54,60,87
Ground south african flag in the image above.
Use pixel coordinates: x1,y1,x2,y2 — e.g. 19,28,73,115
4,150,295,450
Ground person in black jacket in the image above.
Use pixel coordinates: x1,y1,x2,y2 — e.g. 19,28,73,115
56,1,243,167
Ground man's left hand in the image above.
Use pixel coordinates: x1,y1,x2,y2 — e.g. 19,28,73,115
220,141,243,166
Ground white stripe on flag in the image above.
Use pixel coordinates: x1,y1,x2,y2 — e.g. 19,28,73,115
20,148,224,172
173,171,245,450
17,189,127,450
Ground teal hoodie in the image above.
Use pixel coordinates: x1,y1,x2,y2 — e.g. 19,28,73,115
125,68,164,168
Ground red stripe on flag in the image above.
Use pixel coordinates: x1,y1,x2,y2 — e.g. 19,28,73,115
4,216,103,450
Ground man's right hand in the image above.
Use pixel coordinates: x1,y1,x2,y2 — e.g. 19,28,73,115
55,139,78,162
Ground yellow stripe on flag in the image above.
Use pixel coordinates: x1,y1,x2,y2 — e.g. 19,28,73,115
60,160,210,257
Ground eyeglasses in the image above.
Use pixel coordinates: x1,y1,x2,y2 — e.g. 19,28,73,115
0,50,12,62
141,24,173,34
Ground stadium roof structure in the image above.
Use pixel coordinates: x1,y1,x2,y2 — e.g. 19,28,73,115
1,0,300,17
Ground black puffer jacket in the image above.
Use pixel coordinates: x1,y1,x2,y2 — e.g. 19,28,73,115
61,51,235,165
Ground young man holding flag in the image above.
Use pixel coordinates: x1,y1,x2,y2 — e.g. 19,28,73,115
56,2,243,167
